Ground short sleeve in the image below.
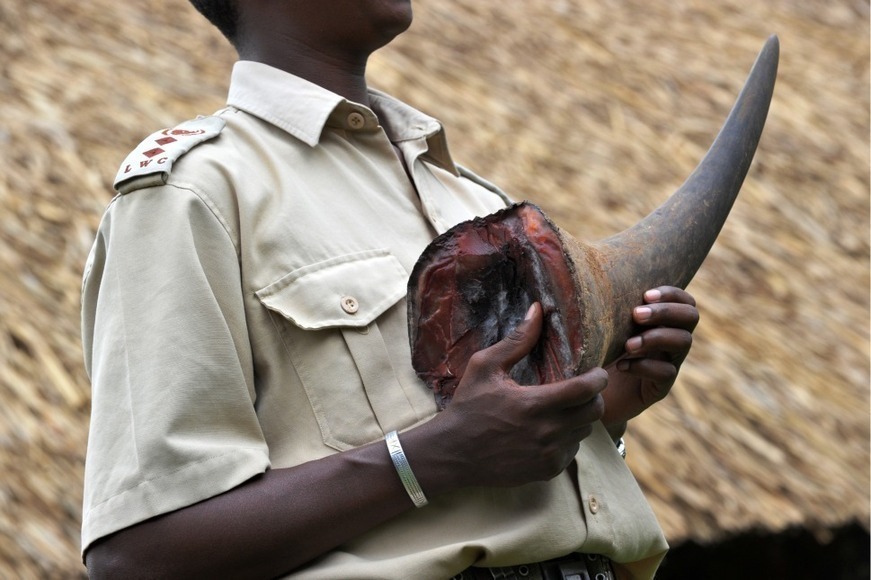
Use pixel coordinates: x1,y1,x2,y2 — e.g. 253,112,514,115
80,184,270,554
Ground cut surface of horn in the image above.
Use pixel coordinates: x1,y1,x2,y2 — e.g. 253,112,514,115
407,36,779,408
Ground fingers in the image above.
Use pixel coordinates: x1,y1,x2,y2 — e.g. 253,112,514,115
615,356,678,387
460,303,605,447
441,362,609,488
470,302,543,375
633,287,699,331
517,368,608,472
468,301,607,412
533,367,609,410
625,285,698,364
624,327,693,360
525,369,608,445
643,286,696,307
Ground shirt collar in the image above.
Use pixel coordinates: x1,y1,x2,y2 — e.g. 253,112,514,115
226,61,458,174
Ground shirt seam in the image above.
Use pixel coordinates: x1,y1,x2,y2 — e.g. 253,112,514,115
162,181,242,259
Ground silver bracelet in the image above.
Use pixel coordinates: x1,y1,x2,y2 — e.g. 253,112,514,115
385,430,428,508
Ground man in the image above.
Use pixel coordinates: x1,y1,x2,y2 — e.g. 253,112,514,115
81,1,698,578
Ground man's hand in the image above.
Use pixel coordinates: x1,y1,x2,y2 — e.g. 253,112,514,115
425,302,608,490
601,286,699,438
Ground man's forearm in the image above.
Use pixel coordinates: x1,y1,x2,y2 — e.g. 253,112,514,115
85,436,420,579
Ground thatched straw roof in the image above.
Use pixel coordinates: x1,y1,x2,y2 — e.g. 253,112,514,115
1,0,867,575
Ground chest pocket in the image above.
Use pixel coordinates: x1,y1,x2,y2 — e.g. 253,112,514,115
255,249,427,451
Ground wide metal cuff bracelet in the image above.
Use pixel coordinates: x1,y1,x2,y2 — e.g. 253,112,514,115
385,430,429,508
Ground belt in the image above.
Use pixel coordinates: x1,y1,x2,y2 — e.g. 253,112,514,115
452,554,615,580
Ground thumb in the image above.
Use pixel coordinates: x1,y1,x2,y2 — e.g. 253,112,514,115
483,302,543,373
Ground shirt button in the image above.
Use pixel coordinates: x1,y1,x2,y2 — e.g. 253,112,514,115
347,112,366,129
341,296,359,314
588,496,600,514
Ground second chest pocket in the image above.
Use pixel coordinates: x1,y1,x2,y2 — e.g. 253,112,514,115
255,249,428,451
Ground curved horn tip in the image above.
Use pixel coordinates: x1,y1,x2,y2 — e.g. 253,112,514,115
762,34,780,61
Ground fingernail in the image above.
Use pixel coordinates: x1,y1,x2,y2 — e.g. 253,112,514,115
644,289,662,302
524,303,537,320
635,306,652,322
626,336,642,353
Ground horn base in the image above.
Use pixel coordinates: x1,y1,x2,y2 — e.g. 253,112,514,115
407,203,585,408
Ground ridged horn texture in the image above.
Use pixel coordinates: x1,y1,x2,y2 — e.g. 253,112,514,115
407,36,779,409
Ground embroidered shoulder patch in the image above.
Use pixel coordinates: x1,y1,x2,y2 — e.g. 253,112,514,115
114,116,226,194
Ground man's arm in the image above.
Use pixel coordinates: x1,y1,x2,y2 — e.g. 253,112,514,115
86,303,608,579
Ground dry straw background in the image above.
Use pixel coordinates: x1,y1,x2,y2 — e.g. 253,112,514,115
1,0,868,576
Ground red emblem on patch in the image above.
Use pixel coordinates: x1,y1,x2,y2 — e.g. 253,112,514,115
143,148,165,158
155,136,177,146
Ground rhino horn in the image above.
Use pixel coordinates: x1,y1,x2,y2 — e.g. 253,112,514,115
407,36,779,408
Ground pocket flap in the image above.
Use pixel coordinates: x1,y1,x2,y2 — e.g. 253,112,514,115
255,250,408,329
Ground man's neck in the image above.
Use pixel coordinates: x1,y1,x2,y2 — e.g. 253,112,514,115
238,35,372,106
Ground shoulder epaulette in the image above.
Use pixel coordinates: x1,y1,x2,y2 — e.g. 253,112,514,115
113,116,226,194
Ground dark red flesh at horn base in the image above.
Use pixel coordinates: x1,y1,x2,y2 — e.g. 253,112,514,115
407,203,582,409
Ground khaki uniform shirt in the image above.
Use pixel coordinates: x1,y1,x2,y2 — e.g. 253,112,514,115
81,61,668,579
